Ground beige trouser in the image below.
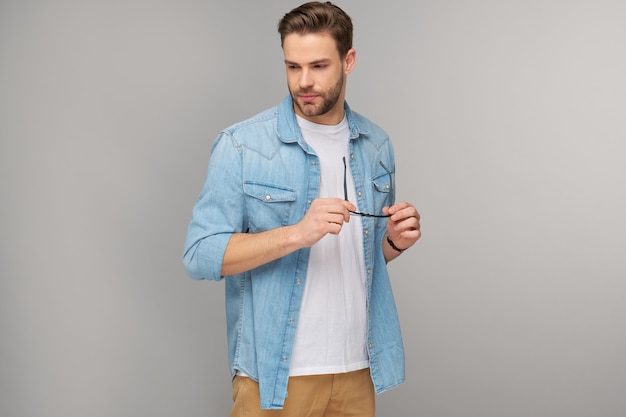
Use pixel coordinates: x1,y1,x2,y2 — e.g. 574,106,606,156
229,368,376,417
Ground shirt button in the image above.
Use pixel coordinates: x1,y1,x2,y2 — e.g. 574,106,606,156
350,154,355,160
282,356,288,362
288,318,295,324
265,195,271,201
311,161,316,166
357,191,362,197
367,269,371,275
295,278,301,285
364,229,369,235
368,343,373,348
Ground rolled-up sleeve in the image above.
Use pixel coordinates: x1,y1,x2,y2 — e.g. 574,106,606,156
182,131,246,280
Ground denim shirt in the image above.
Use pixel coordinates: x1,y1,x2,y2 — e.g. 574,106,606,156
183,96,405,410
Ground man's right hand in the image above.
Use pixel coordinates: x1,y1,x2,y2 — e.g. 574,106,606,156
293,198,357,247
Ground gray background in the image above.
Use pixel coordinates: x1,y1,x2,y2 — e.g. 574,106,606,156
2,0,625,416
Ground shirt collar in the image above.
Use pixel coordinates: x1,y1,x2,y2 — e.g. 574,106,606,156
276,96,367,146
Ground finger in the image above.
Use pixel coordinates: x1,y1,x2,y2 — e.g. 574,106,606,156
340,200,356,221
389,207,420,223
322,203,353,223
388,213,420,233
389,222,419,237
400,229,422,243
320,199,355,221
326,212,351,235
326,221,343,235
325,211,351,228
392,228,422,246
315,198,355,213
387,201,414,215
340,199,357,213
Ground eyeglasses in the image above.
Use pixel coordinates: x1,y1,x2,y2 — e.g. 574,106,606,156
342,156,392,218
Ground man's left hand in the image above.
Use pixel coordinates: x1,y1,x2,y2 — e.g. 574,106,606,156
383,202,421,252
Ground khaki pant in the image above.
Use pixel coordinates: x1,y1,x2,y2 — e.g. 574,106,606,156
229,368,376,417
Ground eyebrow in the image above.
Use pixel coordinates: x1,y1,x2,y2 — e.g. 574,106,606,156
284,58,331,66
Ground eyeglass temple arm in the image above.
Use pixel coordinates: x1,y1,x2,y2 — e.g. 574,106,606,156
342,156,348,201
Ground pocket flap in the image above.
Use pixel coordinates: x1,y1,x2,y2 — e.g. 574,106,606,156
371,172,392,193
243,182,297,203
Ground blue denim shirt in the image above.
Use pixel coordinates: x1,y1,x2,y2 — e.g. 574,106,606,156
183,96,405,410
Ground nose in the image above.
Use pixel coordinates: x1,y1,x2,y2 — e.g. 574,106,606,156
298,69,314,89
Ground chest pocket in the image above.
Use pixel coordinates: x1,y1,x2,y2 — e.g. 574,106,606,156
243,181,297,230
369,165,394,229
371,165,394,200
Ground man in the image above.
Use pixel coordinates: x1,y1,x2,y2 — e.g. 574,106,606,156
183,2,421,415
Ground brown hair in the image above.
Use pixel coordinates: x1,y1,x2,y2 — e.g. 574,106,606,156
278,2,353,58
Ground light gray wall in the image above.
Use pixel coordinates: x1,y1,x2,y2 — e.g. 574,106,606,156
2,1,625,416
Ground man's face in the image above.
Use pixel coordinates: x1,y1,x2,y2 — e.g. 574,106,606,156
283,32,355,125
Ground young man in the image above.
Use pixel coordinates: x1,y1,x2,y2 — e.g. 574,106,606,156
183,2,421,415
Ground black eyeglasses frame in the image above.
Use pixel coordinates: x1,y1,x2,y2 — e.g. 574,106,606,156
342,156,392,218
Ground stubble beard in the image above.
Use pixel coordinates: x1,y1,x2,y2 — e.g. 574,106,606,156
290,75,344,119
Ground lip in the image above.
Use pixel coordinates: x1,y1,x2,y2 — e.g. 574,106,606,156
299,94,318,102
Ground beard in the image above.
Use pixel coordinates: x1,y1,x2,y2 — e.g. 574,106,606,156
290,75,344,118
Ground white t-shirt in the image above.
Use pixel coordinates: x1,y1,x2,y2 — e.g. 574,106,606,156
288,115,369,376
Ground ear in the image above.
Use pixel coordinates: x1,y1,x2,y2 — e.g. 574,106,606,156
344,48,356,75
